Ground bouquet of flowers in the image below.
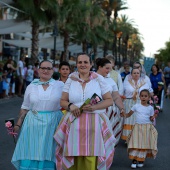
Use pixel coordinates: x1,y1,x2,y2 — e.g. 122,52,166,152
5,118,17,144
71,93,102,123
149,95,160,126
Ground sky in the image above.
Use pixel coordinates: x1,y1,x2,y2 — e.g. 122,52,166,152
119,0,170,57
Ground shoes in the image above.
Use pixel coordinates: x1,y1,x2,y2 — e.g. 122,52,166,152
137,161,144,168
131,160,137,169
131,160,144,169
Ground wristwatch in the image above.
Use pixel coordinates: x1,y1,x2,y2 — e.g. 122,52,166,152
68,103,73,110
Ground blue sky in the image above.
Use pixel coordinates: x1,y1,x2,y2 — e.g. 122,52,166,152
120,0,170,57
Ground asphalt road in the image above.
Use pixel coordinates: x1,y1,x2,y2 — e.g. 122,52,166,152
0,97,170,170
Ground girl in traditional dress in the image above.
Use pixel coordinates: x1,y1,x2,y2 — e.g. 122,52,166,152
96,58,125,146
121,68,150,141
54,53,116,170
12,60,64,170
123,89,158,169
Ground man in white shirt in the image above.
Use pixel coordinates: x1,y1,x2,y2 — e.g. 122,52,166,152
17,56,25,97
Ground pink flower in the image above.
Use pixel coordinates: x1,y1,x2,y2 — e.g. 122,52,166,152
95,96,100,102
154,110,159,114
5,121,12,128
156,106,160,110
149,100,153,104
153,96,158,99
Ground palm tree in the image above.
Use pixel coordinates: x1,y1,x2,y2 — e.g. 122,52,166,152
157,41,170,65
117,14,141,61
11,0,60,64
57,0,89,61
101,0,128,59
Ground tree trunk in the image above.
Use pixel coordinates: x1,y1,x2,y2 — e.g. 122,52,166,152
82,39,87,53
103,41,108,57
93,45,97,61
31,21,39,64
62,30,69,61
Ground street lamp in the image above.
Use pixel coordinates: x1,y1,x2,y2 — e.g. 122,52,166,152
51,21,58,66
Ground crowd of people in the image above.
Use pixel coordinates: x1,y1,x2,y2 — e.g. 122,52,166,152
2,53,169,170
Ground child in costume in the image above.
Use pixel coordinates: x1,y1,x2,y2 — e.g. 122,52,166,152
123,89,158,169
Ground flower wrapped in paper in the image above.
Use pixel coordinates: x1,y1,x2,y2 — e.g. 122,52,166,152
71,93,102,122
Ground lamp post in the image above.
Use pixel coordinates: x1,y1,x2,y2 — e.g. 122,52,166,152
52,21,58,66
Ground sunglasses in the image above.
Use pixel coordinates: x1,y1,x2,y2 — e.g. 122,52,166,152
39,67,53,71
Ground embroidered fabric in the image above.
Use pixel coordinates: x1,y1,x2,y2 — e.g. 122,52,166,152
69,71,98,83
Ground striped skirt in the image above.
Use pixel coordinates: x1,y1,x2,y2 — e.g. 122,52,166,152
11,110,63,170
107,104,123,146
121,98,140,140
54,111,116,170
127,124,158,161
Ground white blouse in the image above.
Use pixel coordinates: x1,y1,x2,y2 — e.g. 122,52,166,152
104,77,118,93
123,79,149,98
131,104,154,124
21,80,64,111
63,74,110,114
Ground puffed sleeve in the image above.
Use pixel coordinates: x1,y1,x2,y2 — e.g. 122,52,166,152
145,75,153,93
21,85,32,110
112,79,118,92
117,74,124,95
97,74,111,95
63,78,72,93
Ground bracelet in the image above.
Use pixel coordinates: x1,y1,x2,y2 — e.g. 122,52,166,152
68,103,73,110
15,125,21,128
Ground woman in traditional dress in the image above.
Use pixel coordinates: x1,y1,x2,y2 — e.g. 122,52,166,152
121,68,150,141
54,53,116,170
12,60,64,170
124,61,153,94
96,58,124,146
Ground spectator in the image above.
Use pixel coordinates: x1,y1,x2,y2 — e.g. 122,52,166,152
17,56,25,97
33,62,39,79
25,65,34,86
121,65,130,82
164,61,170,89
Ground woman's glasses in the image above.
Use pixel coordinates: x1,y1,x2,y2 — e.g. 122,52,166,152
39,67,53,71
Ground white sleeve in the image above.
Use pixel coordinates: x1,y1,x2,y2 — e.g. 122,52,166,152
21,85,32,110
97,75,111,95
131,104,137,112
145,75,153,92
112,80,118,92
117,74,124,95
63,78,72,93
150,106,154,116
